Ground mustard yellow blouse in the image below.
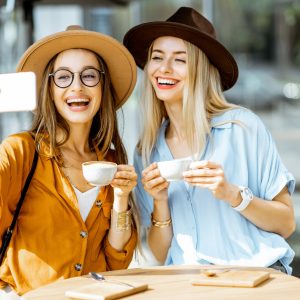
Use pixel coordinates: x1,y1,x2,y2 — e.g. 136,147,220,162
0,132,137,295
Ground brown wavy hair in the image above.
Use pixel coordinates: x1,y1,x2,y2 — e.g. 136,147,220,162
29,51,140,245
30,52,127,165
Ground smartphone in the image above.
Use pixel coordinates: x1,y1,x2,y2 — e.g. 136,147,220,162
0,72,37,112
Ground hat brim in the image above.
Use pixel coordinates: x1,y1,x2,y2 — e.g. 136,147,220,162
17,29,137,109
123,22,238,90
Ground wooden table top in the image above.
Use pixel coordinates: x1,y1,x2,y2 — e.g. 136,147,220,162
22,265,300,300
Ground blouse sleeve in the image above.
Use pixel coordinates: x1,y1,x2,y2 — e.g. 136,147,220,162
103,227,137,270
245,112,295,200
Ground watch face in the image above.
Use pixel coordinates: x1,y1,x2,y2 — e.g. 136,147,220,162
236,186,254,211
242,187,253,200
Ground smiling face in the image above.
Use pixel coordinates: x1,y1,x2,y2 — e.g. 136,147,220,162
51,49,102,127
147,36,187,104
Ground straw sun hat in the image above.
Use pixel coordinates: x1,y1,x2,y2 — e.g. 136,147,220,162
17,25,137,109
123,7,238,91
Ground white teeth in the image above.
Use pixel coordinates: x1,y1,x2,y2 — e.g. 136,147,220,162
157,78,176,85
66,98,89,104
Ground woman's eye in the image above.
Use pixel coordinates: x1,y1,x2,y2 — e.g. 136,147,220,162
83,74,96,79
57,74,71,80
175,58,186,63
151,56,162,61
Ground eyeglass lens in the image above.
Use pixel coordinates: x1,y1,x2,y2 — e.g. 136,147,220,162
52,68,102,88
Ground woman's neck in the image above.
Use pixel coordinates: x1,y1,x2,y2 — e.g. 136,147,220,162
164,101,185,142
57,123,92,155
164,102,192,158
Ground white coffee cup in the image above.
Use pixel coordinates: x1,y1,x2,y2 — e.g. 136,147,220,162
157,158,193,181
82,161,117,186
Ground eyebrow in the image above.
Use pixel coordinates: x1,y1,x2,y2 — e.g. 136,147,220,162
152,49,186,55
55,65,98,71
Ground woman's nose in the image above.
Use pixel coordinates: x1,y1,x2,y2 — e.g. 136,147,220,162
159,59,173,73
71,73,83,90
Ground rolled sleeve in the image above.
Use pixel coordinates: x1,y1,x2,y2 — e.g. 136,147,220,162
255,118,295,200
104,227,137,270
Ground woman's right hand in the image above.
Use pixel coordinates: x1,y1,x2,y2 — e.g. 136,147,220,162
143,163,172,264
141,162,169,201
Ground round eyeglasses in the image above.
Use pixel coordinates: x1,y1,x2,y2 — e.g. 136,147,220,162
49,68,104,88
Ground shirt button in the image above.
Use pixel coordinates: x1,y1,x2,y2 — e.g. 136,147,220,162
80,231,88,238
74,263,82,271
96,200,102,208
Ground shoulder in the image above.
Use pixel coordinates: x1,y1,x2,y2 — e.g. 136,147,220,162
213,107,260,122
212,108,266,131
0,132,36,174
230,107,263,123
1,132,35,154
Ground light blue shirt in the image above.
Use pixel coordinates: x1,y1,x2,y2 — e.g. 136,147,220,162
134,108,295,273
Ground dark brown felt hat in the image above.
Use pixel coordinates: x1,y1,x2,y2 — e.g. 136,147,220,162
123,7,238,90
17,25,137,109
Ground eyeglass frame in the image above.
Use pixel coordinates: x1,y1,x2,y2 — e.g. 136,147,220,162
48,67,105,88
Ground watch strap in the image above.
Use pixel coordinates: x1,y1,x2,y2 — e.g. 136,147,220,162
233,186,254,212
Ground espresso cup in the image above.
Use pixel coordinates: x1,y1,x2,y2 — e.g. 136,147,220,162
82,161,117,186
157,157,193,181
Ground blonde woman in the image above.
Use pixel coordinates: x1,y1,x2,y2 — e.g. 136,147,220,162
0,26,138,297
124,7,295,273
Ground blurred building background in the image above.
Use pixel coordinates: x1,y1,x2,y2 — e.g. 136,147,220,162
1,0,300,275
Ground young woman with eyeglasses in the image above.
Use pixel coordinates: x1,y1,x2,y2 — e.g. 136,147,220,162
0,26,138,298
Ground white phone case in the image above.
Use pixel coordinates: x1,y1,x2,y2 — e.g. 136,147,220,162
0,72,36,112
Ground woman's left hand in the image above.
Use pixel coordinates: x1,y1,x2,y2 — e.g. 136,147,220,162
183,160,237,203
110,164,137,198
109,165,137,249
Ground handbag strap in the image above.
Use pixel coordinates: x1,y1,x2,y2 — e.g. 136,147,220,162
9,149,38,231
9,150,38,232
0,136,38,265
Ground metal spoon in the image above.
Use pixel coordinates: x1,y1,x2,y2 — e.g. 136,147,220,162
90,272,105,281
89,272,135,288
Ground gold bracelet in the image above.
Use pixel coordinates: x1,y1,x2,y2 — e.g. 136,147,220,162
112,208,132,231
151,215,172,228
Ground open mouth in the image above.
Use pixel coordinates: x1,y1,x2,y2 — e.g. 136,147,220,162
157,77,178,86
66,98,90,107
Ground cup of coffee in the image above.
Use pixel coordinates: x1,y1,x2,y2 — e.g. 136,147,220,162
82,161,117,186
157,158,193,181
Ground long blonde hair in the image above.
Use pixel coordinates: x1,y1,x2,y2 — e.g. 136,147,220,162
138,40,238,166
